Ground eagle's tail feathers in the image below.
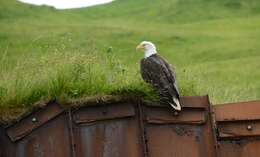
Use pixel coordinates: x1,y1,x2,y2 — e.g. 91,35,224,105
169,97,181,111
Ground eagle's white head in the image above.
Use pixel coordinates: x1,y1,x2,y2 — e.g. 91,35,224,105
136,41,157,58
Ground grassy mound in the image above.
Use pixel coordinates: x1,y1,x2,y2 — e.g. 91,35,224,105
0,0,260,110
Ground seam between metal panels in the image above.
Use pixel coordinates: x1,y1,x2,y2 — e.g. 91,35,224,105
68,110,76,157
208,98,218,157
138,102,149,157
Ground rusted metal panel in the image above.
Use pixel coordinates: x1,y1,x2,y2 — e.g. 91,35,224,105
18,114,72,157
218,121,260,138
146,125,204,157
214,101,260,122
143,95,210,109
0,126,16,157
144,95,216,157
6,102,64,142
73,103,135,124
145,118,216,157
137,103,149,157
217,139,260,157
2,96,260,157
214,101,260,139
217,141,243,157
145,107,206,124
73,103,143,157
74,119,143,157
2,114,72,157
214,100,260,157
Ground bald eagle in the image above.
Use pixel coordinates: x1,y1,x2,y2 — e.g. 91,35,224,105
136,41,181,111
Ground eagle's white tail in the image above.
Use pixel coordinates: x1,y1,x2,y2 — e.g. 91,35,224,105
169,97,181,111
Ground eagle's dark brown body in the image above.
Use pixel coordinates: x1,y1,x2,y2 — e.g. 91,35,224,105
140,54,180,107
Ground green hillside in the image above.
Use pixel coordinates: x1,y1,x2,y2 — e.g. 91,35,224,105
0,0,260,110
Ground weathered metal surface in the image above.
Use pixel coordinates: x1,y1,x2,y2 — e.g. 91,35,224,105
1,97,260,157
73,103,143,157
73,103,135,124
2,114,72,157
214,101,260,122
218,121,260,138
6,102,64,142
146,125,204,157
144,95,216,157
217,139,260,157
143,96,210,108
19,114,72,157
0,126,16,157
137,102,149,157
145,107,206,124
214,100,260,157
68,110,76,157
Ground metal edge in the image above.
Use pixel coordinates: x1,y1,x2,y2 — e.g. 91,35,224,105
6,102,65,142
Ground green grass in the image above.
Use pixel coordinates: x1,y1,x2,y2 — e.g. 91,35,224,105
0,0,260,110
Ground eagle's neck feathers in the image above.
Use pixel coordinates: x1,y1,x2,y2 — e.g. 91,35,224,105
144,49,157,58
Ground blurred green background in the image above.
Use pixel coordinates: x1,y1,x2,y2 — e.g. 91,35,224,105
0,0,260,108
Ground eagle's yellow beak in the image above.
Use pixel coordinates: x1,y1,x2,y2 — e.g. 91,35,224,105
136,43,144,51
